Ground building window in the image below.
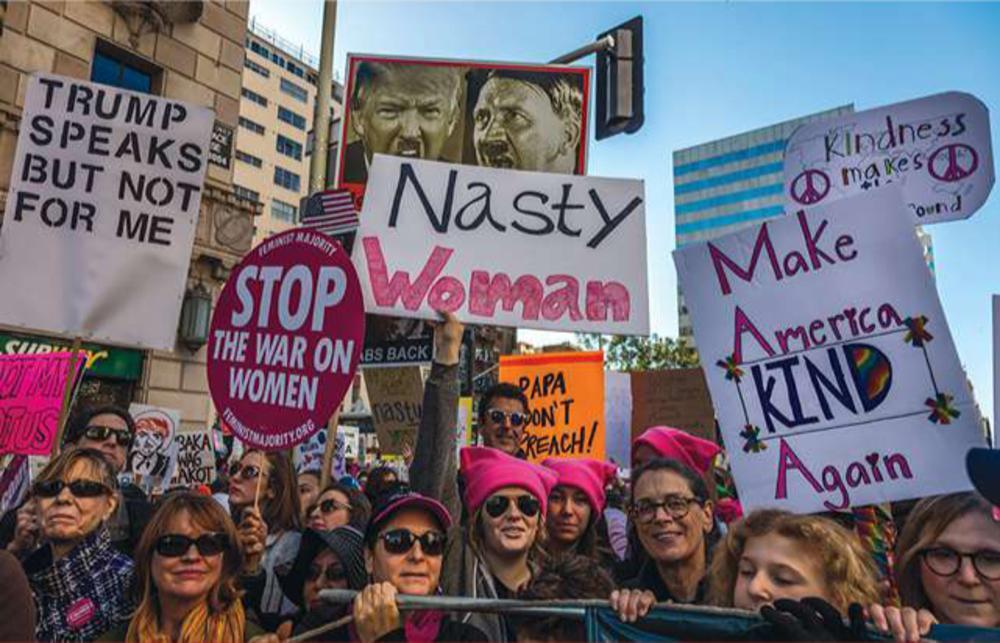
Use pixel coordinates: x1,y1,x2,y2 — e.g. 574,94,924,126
249,40,270,59
271,198,298,223
274,166,301,192
238,117,265,135
234,185,260,203
244,58,270,78
235,150,262,168
276,134,303,161
241,88,268,107
277,106,306,131
286,61,305,79
91,49,154,93
280,78,308,104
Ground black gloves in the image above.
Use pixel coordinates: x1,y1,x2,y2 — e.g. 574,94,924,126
759,597,872,641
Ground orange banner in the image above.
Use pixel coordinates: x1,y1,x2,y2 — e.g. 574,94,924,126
499,351,604,462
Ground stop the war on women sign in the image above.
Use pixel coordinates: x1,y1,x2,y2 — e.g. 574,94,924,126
674,188,985,514
356,154,649,335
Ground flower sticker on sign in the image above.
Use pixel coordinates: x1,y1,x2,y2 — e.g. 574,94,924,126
207,229,365,451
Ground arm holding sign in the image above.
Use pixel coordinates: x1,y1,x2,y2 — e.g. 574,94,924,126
408,311,463,520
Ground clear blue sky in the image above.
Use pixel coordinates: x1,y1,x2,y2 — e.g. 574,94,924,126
249,0,1000,428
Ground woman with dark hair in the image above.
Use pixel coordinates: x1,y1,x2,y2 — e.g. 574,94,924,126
282,526,368,633
363,466,399,506
307,483,372,533
227,449,302,630
21,447,134,641
541,458,618,572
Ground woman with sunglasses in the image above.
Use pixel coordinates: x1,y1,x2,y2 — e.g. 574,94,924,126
227,450,303,630
307,482,372,533
541,457,618,571
20,447,134,641
895,492,1000,628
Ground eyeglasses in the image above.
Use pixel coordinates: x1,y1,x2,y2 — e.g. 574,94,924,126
379,528,446,556
155,533,230,558
921,547,1000,581
308,562,347,584
83,425,132,447
486,409,528,427
33,479,112,499
484,494,541,519
229,462,266,480
315,498,351,515
631,495,703,524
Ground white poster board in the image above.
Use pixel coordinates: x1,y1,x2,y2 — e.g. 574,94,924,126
674,188,984,513
0,73,213,350
169,430,216,487
604,371,633,467
128,403,181,487
784,92,994,225
356,155,649,335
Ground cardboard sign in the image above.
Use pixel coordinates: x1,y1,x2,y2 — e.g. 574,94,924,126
0,73,213,350
0,351,86,455
604,371,633,467
674,188,984,513
169,430,216,487
128,403,181,483
784,92,994,224
338,54,591,210
207,229,365,450
630,368,717,444
364,366,425,455
357,155,649,335
499,351,605,462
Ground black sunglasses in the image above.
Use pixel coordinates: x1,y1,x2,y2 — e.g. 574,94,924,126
308,562,347,584
316,498,351,515
229,462,265,480
83,425,132,447
379,528,446,556
484,494,540,519
486,409,528,427
155,533,230,558
33,479,112,499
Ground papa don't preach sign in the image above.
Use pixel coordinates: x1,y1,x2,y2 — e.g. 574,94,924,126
207,229,365,450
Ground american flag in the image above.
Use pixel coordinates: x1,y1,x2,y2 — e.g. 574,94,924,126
299,188,359,235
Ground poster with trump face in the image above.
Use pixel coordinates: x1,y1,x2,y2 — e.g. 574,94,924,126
338,54,591,210
127,403,181,485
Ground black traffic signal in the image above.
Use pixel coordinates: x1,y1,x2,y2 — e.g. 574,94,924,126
595,16,644,141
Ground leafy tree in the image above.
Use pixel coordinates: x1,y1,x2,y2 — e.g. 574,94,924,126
577,333,700,371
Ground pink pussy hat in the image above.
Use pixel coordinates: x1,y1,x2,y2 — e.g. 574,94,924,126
632,426,720,477
542,458,618,513
461,447,558,515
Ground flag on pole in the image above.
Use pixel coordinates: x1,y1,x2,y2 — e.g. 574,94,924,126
300,189,360,235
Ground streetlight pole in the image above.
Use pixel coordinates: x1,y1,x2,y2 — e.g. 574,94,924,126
309,0,337,193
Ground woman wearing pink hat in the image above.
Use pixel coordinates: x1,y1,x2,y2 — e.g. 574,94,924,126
542,458,618,571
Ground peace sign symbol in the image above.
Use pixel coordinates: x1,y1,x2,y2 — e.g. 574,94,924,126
928,144,978,182
790,169,830,205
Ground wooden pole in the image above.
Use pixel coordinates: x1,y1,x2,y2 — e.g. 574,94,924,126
320,409,340,489
253,457,264,512
51,338,83,458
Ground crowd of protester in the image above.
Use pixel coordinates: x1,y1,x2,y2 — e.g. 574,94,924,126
0,311,997,642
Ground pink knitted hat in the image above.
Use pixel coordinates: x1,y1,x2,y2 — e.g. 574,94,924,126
632,426,720,476
542,458,617,513
460,447,558,515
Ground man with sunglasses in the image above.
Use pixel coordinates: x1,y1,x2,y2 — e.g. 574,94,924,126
1,405,153,558
477,382,531,458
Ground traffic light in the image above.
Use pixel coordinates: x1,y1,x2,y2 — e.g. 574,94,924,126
595,16,644,141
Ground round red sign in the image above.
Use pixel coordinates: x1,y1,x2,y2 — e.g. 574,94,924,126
207,229,364,451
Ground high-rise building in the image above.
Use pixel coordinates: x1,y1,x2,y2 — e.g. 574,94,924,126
234,18,343,244
673,106,853,339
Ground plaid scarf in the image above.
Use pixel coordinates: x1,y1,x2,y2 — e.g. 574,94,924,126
26,527,135,642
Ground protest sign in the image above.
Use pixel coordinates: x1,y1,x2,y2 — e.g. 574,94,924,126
362,316,434,366
169,430,216,487
604,371,633,467
0,73,213,350
994,295,999,435
0,351,86,455
340,425,360,462
356,155,649,335
456,396,473,459
0,455,29,514
499,351,605,462
127,404,180,484
293,425,357,478
630,368,717,444
364,366,425,455
338,54,590,210
784,92,994,224
207,229,365,451
674,188,984,513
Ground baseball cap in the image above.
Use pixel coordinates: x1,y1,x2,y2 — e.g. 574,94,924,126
366,488,452,542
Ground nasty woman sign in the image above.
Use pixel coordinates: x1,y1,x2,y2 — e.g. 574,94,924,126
207,229,365,450
356,155,649,335
784,92,994,225
674,188,984,514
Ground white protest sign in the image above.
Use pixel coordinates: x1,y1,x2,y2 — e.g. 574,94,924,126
340,425,360,461
784,92,994,225
169,430,216,487
604,371,633,467
674,188,984,513
0,73,213,350
128,403,181,485
356,155,649,335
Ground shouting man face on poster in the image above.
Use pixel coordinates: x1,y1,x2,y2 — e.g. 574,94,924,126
473,70,583,174
348,62,462,178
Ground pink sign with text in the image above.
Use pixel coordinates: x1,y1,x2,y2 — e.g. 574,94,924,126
0,351,86,455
